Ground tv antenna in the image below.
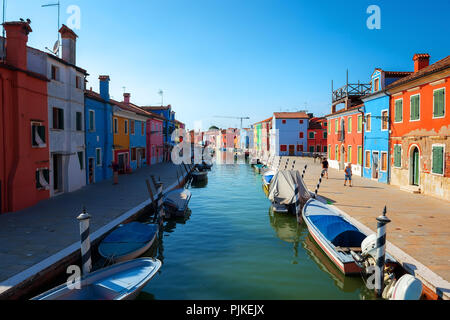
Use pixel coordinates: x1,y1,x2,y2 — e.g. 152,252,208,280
42,0,60,55
158,89,164,106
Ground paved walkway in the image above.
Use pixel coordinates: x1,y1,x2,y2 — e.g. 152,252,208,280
0,162,188,285
279,156,450,297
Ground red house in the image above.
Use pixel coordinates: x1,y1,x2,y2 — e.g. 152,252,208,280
307,117,328,154
0,21,50,213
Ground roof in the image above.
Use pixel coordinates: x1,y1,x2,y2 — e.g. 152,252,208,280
254,117,273,125
141,105,172,111
386,55,450,90
308,117,326,130
384,71,413,77
324,104,364,118
0,62,50,82
273,112,309,119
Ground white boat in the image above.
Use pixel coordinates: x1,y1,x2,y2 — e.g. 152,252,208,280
98,222,158,263
164,188,192,218
31,258,162,300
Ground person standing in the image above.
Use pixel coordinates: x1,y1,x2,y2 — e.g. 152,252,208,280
344,163,352,187
321,157,329,179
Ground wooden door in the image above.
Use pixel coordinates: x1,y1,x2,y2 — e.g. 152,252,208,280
289,145,295,156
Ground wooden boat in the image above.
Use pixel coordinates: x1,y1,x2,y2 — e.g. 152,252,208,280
163,188,192,218
301,198,369,275
98,222,158,263
31,258,162,300
191,169,208,181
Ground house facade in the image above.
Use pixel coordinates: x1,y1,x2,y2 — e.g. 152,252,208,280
307,117,328,154
112,103,131,173
386,54,450,200
271,112,308,157
27,25,87,196
361,69,411,184
84,76,113,184
147,116,164,165
0,21,50,213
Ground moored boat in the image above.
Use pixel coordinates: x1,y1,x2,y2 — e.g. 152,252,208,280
268,170,310,214
31,258,162,300
192,170,208,181
163,188,192,218
98,222,158,263
262,170,275,197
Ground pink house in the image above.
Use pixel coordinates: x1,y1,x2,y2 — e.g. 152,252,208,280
147,114,164,165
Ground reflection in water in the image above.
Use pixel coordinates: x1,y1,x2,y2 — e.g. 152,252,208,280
190,178,208,189
302,233,375,299
268,207,301,260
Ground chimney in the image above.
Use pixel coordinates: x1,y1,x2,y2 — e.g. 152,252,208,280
123,93,130,104
3,21,32,69
413,54,430,73
59,24,78,65
99,75,110,101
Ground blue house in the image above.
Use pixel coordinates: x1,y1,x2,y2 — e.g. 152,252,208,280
84,75,114,184
361,69,411,183
129,118,147,170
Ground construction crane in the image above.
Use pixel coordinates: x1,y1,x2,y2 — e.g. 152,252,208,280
213,116,250,129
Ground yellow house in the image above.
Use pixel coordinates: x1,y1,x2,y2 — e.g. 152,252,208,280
112,102,131,173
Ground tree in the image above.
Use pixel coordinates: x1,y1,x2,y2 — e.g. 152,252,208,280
209,125,220,130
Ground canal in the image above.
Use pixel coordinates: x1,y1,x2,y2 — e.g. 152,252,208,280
138,161,376,300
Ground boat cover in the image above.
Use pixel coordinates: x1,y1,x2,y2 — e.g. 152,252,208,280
268,170,311,205
164,188,192,211
102,222,157,243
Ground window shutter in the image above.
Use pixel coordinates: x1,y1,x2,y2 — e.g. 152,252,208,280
38,126,46,144
36,170,41,189
434,89,444,117
432,147,444,174
32,124,37,146
59,109,64,129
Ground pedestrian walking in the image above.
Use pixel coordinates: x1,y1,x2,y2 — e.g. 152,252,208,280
321,157,329,179
344,163,352,187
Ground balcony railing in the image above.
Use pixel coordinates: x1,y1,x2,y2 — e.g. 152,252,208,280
332,83,372,103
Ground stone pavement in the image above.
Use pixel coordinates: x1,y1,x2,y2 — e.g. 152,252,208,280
0,162,188,285
280,156,450,297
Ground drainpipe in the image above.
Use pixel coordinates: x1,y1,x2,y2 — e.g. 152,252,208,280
357,105,365,177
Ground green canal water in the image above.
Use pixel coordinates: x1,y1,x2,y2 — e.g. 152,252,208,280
139,162,376,300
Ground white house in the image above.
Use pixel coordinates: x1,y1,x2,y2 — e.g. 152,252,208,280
270,112,310,156
28,25,87,196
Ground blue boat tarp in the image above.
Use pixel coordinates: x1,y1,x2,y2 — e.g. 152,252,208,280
308,215,366,248
102,222,158,243
263,175,274,184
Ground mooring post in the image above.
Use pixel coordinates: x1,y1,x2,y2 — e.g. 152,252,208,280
375,206,391,297
313,171,325,199
301,164,307,179
145,179,155,208
294,185,302,224
156,180,165,223
291,159,296,170
77,207,92,275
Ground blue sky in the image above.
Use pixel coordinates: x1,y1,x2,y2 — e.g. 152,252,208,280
4,0,450,130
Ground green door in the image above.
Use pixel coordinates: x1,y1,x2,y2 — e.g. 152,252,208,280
412,148,419,186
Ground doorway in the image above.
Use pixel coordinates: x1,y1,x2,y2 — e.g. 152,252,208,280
118,152,129,173
411,147,420,186
372,152,379,179
340,145,345,170
88,158,95,184
52,154,62,194
289,145,295,156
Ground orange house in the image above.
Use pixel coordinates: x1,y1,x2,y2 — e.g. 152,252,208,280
111,103,131,173
386,54,449,200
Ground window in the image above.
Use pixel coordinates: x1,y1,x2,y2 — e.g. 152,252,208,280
131,148,137,161
309,146,314,152
374,78,380,91
335,145,338,160
393,145,402,168
52,107,64,130
381,111,388,130
76,112,83,131
324,131,327,139
328,121,331,134
124,120,128,134
323,145,327,153
88,110,95,131
281,119,286,124
130,120,135,135
394,99,403,122
365,151,370,168
357,146,363,165
317,146,321,152
96,148,102,166
31,122,46,147
357,115,363,132
75,76,82,89
114,118,118,134
141,122,145,135
51,65,59,81
299,120,304,124
309,132,314,139
299,132,304,139
433,88,445,118
366,114,371,132
280,145,287,152
348,145,352,163
328,145,331,157
431,145,444,175
381,152,387,171
297,145,302,152
335,119,338,133
348,117,352,133
36,168,50,190
410,94,420,121
77,151,84,170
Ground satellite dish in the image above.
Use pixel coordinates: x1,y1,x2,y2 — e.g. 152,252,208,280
52,40,60,55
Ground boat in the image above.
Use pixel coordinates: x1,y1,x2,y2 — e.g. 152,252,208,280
301,198,376,275
163,188,192,218
253,163,265,173
98,222,158,263
31,258,162,300
191,169,208,181
262,170,276,197
268,170,311,214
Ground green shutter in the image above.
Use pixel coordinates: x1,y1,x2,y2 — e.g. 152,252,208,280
348,118,352,133
434,89,445,117
394,145,401,167
395,100,403,122
411,95,420,120
432,146,444,174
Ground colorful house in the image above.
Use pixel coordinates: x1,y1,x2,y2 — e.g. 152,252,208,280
361,69,411,183
386,54,449,200
111,102,131,173
254,117,272,158
270,112,308,157
0,21,50,213
27,24,87,196
146,115,164,165
84,76,114,184
307,117,328,154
